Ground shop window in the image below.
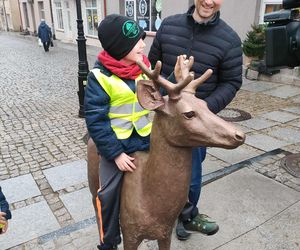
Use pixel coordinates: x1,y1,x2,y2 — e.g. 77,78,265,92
85,0,98,36
124,0,162,32
55,1,64,29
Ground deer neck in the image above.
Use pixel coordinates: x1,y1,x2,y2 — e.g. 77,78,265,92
144,115,193,195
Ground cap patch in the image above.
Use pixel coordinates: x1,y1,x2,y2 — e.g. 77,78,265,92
122,20,140,38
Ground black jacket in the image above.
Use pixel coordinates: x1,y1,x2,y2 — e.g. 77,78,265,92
148,5,243,114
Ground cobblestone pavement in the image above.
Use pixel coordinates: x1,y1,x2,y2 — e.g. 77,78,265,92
0,32,300,250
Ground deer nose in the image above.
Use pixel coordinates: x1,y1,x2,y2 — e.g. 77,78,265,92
235,130,245,143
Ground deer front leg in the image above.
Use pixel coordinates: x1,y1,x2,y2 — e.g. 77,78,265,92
158,234,172,250
122,233,142,250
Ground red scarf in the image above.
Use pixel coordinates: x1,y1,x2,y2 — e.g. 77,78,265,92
97,50,150,80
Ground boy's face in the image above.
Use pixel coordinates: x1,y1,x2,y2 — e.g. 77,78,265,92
120,39,146,65
193,0,223,22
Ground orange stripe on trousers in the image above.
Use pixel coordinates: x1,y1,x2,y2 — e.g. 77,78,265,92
96,188,105,243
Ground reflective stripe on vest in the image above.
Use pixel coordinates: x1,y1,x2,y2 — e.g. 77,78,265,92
91,68,152,140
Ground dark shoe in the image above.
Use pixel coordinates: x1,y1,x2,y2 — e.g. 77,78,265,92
176,219,191,241
183,214,219,236
97,245,118,250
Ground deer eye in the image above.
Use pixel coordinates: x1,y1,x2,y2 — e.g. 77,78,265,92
183,111,195,119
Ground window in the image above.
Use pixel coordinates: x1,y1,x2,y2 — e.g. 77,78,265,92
124,0,162,32
23,2,29,28
85,0,98,36
65,1,72,31
38,1,45,20
260,0,283,23
55,1,64,29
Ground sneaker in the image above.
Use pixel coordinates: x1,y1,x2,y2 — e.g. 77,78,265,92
183,214,219,236
176,219,191,241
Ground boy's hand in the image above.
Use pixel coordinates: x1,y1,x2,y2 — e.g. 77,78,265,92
0,212,8,234
114,153,136,172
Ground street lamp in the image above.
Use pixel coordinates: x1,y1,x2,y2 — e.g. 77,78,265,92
75,0,89,118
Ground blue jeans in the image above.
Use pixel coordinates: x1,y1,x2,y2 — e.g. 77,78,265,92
188,147,207,207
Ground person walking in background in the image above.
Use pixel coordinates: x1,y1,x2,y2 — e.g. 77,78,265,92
148,0,243,241
38,19,52,52
0,186,12,234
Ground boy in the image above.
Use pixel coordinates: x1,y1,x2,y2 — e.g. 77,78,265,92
84,14,152,250
0,186,12,234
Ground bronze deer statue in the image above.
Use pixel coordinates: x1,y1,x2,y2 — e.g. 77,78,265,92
120,57,245,250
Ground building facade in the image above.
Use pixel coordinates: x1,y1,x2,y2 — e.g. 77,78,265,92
14,0,285,50
0,0,22,31
18,0,53,35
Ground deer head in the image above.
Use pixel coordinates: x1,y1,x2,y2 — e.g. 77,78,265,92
136,57,245,149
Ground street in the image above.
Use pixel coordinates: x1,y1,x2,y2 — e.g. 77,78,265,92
0,32,300,250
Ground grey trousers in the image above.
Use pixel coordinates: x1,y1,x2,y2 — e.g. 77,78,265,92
97,157,123,247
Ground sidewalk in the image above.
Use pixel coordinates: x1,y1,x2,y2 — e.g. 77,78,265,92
0,32,299,249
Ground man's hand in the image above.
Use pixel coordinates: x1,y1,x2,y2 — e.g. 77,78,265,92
0,212,8,234
114,153,136,172
174,55,194,82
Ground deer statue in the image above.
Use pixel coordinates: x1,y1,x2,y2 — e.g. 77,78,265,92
120,56,245,250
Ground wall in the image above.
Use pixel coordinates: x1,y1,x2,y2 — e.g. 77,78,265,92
221,0,261,41
10,0,22,31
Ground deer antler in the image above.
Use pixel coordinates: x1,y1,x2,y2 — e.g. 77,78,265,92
183,69,213,94
136,60,194,100
175,55,213,94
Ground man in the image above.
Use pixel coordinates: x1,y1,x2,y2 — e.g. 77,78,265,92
148,0,243,240
38,19,52,52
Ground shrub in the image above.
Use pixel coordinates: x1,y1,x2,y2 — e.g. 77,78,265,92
242,24,266,59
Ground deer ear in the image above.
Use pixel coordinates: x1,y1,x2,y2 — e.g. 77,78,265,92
137,80,165,111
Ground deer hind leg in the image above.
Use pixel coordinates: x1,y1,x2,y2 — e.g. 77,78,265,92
87,138,101,236
158,235,172,250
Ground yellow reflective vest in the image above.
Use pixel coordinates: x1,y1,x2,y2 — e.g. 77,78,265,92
91,68,152,140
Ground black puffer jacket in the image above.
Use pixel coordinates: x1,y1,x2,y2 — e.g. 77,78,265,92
148,5,242,114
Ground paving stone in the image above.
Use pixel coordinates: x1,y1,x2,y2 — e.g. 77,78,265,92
0,201,60,249
291,95,300,103
268,127,300,144
291,120,300,128
43,160,87,191
245,134,290,151
263,85,300,98
207,145,261,165
0,174,41,203
261,111,298,123
281,106,300,115
202,154,229,175
245,68,259,80
241,81,279,92
233,123,254,133
239,117,278,130
60,188,94,222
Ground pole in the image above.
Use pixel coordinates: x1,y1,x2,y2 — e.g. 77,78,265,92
2,0,9,31
75,0,89,118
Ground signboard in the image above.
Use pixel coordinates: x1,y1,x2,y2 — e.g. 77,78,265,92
125,0,135,19
125,0,162,32
136,0,150,31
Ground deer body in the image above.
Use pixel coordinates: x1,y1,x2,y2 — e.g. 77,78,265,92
121,118,193,249
119,59,245,250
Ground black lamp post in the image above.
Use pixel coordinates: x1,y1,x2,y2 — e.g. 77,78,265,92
75,0,89,118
